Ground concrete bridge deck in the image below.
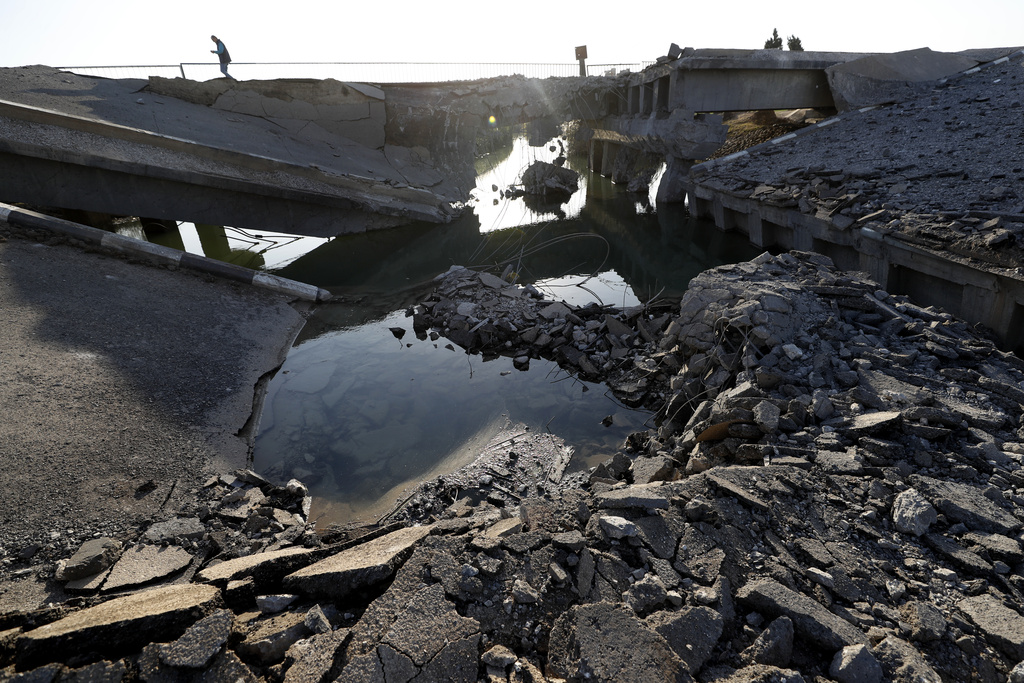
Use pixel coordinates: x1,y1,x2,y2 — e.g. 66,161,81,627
5,50,1024,352
0,66,462,236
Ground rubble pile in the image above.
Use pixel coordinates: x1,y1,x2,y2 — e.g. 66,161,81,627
412,264,681,410
518,162,579,199
7,252,1024,682
693,55,1024,271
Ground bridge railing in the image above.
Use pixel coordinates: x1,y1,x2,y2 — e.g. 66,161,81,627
57,61,652,83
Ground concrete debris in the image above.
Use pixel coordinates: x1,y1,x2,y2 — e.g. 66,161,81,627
53,537,122,582
9,247,1024,682
518,160,580,198
691,50,1024,340
826,47,982,112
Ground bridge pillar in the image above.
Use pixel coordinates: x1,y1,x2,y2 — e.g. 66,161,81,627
642,82,656,115
857,232,890,288
588,139,601,173
746,211,765,247
655,157,692,204
628,85,641,115
654,75,671,113
600,141,620,177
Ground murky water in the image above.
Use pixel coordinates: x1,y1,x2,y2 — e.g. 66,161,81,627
113,133,763,527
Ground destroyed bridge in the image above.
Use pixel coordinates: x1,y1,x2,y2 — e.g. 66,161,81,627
2,46,1023,348
0,48,940,237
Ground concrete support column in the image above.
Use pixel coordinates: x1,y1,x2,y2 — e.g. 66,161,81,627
629,86,641,115
655,156,692,204
962,283,1002,336
588,139,604,173
600,141,619,177
642,82,656,115
747,210,765,247
857,231,889,289
655,76,671,112
711,197,726,231
789,215,815,251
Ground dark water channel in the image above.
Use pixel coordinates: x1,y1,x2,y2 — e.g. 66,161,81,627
126,135,763,527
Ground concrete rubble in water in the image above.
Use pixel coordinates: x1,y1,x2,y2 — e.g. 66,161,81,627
6,250,1024,682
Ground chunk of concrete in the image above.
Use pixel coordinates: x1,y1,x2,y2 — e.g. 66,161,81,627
159,608,233,669
17,584,221,668
415,634,481,683
630,456,679,485
196,546,318,587
257,594,299,615
959,594,1024,660
736,578,867,650
283,525,432,600
139,644,257,683
845,411,902,436
102,544,192,592
910,475,1021,534
283,628,350,683
596,485,671,510
646,606,723,674
381,584,480,667
55,537,123,582
923,533,993,575
521,161,579,197
61,660,126,682
892,488,937,536
236,610,310,665
548,602,689,683
872,636,942,683
145,517,207,544
624,575,669,615
830,643,882,683
598,515,640,540
741,616,794,667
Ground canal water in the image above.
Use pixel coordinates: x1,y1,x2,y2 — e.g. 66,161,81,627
128,134,763,527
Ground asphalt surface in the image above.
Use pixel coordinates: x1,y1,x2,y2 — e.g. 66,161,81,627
0,64,398,183
0,65,457,230
0,224,307,573
696,49,1024,219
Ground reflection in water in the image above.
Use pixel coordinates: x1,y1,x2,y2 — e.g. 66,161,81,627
252,142,762,527
118,218,331,271
253,312,652,525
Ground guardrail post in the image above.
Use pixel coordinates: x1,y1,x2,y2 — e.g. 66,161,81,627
179,64,186,79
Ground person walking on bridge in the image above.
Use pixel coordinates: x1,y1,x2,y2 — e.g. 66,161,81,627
210,35,234,79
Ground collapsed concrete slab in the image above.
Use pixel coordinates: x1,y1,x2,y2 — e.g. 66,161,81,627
16,584,221,668
548,602,692,683
101,544,193,592
196,546,320,588
825,47,982,111
282,525,432,600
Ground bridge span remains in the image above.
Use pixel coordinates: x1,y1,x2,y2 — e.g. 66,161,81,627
3,46,1024,349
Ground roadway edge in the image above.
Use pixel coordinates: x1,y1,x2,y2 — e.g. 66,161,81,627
0,202,331,303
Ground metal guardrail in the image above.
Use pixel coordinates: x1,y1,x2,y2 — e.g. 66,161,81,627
57,61,653,83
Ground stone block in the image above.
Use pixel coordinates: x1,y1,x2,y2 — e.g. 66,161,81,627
736,578,867,650
959,594,1024,660
17,584,221,668
282,525,432,601
103,544,192,592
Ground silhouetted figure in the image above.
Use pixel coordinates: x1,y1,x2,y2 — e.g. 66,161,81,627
210,35,234,79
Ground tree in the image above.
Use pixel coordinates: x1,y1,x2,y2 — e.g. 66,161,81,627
787,35,804,51
764,28,783,50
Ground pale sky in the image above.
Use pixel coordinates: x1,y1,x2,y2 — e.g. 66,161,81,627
2,0,1022,69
